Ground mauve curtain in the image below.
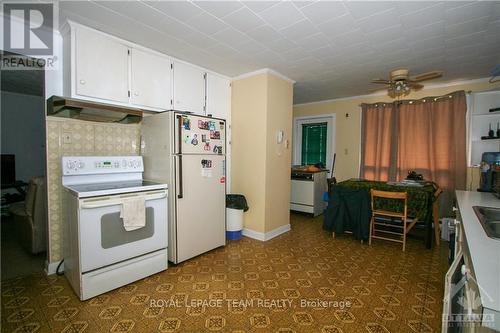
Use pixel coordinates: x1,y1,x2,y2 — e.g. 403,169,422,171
360,103,397,181
360,91,467,216
396,91,467,191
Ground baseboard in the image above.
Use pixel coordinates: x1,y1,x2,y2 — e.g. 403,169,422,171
242,224,291,241
45,260,63,275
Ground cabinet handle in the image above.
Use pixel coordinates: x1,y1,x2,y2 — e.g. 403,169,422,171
79,80,86,85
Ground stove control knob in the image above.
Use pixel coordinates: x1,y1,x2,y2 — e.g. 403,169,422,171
78,161,85,169
122,159,127,168
134,160,140,168
128,160,134,167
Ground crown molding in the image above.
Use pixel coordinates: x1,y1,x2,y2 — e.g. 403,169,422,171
232,68,295,84
293,77,493,108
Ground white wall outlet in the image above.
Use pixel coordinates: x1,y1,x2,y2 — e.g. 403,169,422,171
62,132,72,144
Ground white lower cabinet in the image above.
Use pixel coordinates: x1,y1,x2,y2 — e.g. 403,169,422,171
130,49,172,110
173,61,206,115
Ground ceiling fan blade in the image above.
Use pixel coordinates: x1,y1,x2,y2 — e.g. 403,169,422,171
410,71,443,82
371,79,391,84
408,82,424,90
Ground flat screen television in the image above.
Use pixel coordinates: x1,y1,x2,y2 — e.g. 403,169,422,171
1,154,16,185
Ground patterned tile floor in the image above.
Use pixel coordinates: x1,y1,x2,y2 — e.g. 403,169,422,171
1,213,448,333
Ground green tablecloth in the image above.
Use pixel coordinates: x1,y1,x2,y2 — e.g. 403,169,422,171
335,179,437,220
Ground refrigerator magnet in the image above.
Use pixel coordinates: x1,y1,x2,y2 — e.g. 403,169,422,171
182,117,191,130
191,134,199,146
201,134,207,142
208,121,216,131
204,142,211,151
184,134,190,144
219,176,225,184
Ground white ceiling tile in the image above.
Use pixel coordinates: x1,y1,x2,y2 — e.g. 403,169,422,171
356,9,400,34
292,1,317,9
193,1,244,18
186,12,228,35
99,1,165,24
245,25,283,42
399,3,446,29
404,21,445,41
156,15,198,37
234,39,268,54
212,28,252,47
344,1,396,20
445,16,490,38
242,1,277,13
279,19,319,41
366,24,405,43
298,33,331,51
182,32,219,50
396,1,445,15
258,2,305,30
299,1,347,25
261,37,298,53
146,1,203,21
222,7,266,32
330,29,368,48
445,2,494,25
317,14,356,38
445,31,486,49
205,42,241,59
409,35,445,51
371,37,409,53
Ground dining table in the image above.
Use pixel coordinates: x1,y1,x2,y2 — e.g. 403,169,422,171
334,179,441,249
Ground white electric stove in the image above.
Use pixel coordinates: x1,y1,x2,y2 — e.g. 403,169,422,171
61,156,168,300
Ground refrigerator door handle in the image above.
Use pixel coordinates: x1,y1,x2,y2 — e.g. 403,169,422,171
176,115,184,199
177,155,183,199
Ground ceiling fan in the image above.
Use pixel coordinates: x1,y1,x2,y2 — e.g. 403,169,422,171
371,68,444,97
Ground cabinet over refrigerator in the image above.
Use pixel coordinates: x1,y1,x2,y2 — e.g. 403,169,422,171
141,112,226,264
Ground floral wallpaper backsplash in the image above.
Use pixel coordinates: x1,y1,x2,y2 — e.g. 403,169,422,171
46,117,141,263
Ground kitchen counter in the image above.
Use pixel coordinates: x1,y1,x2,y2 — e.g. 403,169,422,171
455,191,500,317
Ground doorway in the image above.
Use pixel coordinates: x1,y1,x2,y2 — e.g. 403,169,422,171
1,51,47,280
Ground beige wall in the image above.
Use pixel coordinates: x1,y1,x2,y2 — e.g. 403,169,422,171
231,74,268,232
293,79,500,183
231,72,293,234
264,75,294,232
46,117,140,263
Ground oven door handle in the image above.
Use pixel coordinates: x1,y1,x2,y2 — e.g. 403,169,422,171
80,190,167,209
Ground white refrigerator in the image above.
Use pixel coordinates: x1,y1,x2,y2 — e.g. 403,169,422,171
141,112,226,264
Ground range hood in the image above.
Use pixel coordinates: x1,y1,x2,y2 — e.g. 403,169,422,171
47,96,143,123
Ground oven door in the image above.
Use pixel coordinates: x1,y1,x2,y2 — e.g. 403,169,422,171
78,189,167,272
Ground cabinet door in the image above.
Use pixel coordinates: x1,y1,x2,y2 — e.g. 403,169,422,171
130,49,172,110
75,27,129,103
173,61,206,115
206,73,230,120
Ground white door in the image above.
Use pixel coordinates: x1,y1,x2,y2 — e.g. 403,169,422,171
173,61,206,114
175,154,225,263
206,73,230,120
130,48,173,110
75,27,129,103
174,114,225,155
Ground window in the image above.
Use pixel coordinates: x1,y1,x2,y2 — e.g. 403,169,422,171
301,122,327,165
293,115,336,177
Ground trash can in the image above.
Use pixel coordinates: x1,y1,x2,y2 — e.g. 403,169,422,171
226,194,248,240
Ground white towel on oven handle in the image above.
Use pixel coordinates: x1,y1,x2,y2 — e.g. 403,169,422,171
120,196,146,231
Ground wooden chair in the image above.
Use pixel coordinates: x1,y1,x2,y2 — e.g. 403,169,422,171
369,189,416,251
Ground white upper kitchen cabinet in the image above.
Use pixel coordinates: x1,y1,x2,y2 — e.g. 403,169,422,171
130,49,173,110
206,73,231,120
73,26,129,104
173,61,206,115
